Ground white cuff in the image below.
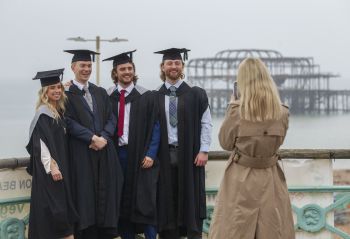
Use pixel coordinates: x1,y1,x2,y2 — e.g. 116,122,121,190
200,144,210,153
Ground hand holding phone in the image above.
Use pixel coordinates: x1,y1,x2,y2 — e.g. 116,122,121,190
233,81,239,100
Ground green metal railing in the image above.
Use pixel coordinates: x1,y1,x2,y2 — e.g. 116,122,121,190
204,149,350,239
1,150,350,239
0,197,29,239
204,186,350,238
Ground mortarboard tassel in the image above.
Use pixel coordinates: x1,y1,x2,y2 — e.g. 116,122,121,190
184,51,188,61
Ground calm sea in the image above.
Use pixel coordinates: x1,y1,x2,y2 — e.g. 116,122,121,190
1,80,349,168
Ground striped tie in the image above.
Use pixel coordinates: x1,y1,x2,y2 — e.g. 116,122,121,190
169,86,177,127
83,85,93,111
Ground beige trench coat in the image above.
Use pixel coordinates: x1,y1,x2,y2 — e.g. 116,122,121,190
208,102,295,239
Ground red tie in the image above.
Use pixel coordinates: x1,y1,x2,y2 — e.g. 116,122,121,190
117,89,126,137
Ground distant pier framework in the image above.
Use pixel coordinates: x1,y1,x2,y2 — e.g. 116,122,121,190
187,49,350,115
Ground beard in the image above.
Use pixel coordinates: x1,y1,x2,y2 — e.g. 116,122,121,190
117,73,134,84
164,70,183,81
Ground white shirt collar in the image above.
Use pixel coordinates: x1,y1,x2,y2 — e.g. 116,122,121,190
165,79,183,89
73,79,89,91
117,82,134,94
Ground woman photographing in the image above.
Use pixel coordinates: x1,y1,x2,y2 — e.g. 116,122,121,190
209,58,295,239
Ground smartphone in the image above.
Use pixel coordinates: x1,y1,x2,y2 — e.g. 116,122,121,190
233,81,239,100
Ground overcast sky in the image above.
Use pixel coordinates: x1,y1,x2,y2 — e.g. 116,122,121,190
1,0,350,90
1,0,350,157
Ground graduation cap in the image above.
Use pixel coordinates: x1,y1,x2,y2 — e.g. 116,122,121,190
64,49,99,63
33,68,64,87
103,50,136,67
154,48,190,62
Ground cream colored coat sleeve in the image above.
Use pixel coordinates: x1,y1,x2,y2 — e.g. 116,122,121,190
218,104,240,151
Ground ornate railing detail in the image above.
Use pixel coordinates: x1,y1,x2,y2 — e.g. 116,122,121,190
1,150,350,238
203,187,350,238
0,197,30,239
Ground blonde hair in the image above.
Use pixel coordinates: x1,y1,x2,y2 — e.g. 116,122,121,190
237,58,282,122
36,83,67,119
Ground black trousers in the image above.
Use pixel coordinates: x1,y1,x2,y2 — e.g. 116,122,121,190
75,225,116,239
160,148,202,239
159,228,202,239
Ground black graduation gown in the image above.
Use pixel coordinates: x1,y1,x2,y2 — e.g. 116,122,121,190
65,82,123,233
156,82,208,235
109,85,159,225
26,108,79,239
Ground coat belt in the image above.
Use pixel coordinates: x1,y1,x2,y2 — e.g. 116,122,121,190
232,149,280,169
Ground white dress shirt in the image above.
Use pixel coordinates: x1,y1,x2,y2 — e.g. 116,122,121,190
40,139,54,174
73,79,88,90
164,80,212,152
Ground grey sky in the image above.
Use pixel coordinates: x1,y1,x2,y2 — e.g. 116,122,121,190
1,0,350,158
1,0,349,90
